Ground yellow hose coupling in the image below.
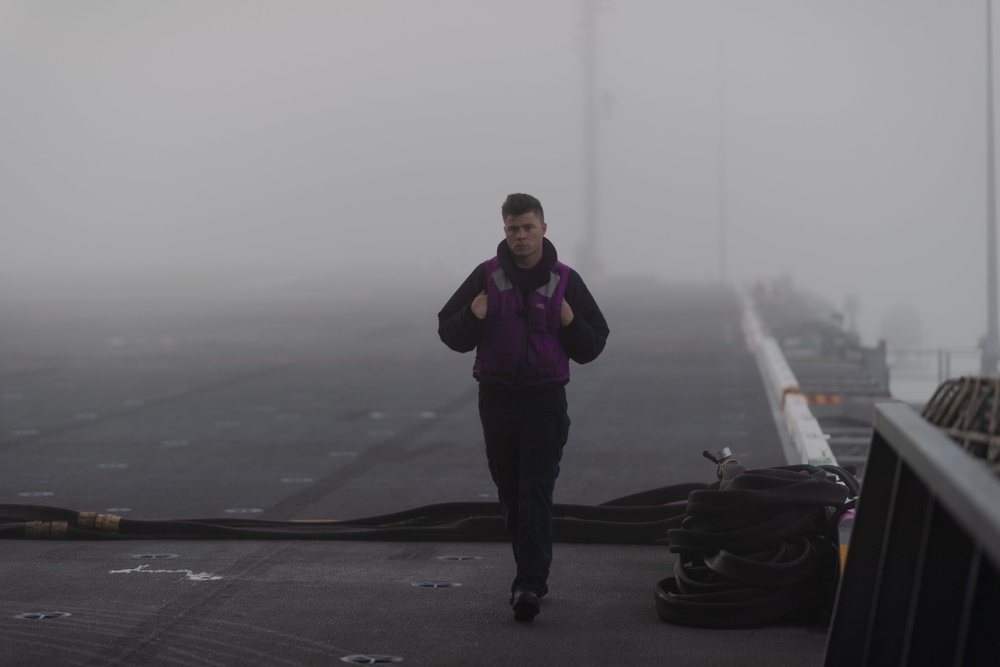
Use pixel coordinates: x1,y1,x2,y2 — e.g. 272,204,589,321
77,511,121,533
24,521,69,539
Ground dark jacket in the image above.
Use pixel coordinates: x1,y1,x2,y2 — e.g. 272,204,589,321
437,238,609,384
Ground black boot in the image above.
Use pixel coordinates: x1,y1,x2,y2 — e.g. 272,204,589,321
510,589,540,622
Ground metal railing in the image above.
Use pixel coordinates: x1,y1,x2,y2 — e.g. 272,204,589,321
886,347,982,405
824,402,1000,666
887,347,982,384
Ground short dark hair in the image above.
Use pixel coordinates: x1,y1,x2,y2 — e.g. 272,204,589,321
501,193,544,222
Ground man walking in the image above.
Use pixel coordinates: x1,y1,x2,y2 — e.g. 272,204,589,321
437,193,609,621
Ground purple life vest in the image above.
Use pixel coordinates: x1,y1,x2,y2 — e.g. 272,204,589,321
473,256,571,385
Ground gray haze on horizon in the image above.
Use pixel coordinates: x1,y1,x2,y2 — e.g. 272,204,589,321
1,0,995,349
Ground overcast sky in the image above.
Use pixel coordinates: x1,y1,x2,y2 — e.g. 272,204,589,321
0,1,995,347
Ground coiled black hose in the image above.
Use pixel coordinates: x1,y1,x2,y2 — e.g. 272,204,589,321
654,456,857,627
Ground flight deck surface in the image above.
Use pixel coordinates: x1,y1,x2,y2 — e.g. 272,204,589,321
1,281,828,666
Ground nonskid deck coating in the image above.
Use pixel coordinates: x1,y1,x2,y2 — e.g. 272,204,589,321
1,282,827,666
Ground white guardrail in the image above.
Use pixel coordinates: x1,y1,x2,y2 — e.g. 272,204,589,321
739,289,838,467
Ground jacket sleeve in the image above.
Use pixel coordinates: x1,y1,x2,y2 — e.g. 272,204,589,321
437,265,487,353
560,270,609,364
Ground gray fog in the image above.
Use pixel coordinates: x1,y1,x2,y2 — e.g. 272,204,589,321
0,0,994,349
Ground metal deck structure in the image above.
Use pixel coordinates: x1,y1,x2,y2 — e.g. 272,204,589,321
750,283,893,479
826,402,1000,666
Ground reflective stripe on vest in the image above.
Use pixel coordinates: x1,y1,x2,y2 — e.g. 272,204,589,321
491,266,562,298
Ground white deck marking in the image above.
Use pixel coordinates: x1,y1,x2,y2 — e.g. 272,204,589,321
109,564,223,581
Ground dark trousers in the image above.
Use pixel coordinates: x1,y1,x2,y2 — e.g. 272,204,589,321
478,382,570,597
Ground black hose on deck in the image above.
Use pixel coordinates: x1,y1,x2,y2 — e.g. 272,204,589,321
0,482,696,544
1,455,858,628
